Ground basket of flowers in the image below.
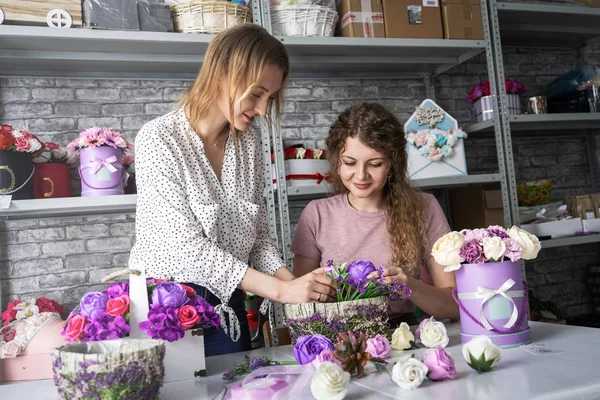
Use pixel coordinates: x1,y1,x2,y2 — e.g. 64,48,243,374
0,124,43,200
33,142,79,199
466,78,526,122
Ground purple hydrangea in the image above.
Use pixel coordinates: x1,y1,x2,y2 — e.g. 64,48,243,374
106,282,129,298
82,312,112,341
107,316,130,339
139,305,184,342
459,239,487,264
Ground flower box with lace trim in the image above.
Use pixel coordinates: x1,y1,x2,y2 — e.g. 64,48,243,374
283,146,331,187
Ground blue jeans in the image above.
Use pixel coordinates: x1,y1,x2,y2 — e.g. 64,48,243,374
184,283,252,357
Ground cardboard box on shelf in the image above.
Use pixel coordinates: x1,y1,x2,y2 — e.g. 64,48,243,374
567,195,597,219
382,0,443,39
337,0,385,38
441,0,484,39
449,183,504,230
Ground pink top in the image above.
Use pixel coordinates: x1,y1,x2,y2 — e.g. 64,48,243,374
291,193,451,317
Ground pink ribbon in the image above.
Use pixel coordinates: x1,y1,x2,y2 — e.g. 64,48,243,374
89,156,119,174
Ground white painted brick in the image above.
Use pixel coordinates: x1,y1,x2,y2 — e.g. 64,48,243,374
75,88,119,101
55,102,101,116
42,240,85,256
0,244,41,261
77,117,121,130
163,87,186,101
112,253,131,267
1,88,31,101
3,103,52,118
87,237,131,252
109,223,135,237
29,118,76,133
66,253,112,270
62,284,109,304
120,88,163,101
17,227,65,243
102,103,144,116
32,88,73,101
39,271,87,289
13,258,64,278
66,224,109,239
6,276,39,294
89,267,126,283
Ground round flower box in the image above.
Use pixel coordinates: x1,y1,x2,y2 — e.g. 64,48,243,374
285,296,389,344
52,338,165,399
0,151,35,200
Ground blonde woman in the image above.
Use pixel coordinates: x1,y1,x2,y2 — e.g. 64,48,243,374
129,24,336,356
292,103,459,326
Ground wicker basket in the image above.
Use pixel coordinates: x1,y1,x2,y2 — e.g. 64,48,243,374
172,0,252,34
271,5,338,37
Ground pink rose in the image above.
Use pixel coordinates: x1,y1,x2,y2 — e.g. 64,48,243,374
106,295,130,317
365,334,392,359
63,315,87,342
2,341,22,358
429,148,443,161
423,347,457,381
178,305,200,330
15,136,31,152
414,131,428,147
311,349,342,367
2,327,16,342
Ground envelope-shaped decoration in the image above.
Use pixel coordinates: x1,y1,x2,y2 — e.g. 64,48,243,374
404,99,468,180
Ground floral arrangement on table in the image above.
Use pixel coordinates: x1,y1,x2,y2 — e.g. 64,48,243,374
466,78,527,103
33,142,79,164
283,146,327,160
67,127,132,151
285,260,411,344
0,124,43,154
431,225,541,272
62,279,220,343
0,297,64,359
406,127,467,162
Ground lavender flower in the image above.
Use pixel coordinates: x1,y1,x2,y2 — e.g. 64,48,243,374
222,369,236,381
249,357,269,370
503,238,522,262
459,239,487,264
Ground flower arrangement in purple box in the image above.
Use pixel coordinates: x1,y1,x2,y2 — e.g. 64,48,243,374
466,79,527,103
67,127,132,151
62,279,220,343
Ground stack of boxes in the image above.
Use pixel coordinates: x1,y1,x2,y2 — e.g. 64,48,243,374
337,0,484,39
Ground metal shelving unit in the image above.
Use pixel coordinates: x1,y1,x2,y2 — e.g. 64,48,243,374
465,114,600,134
541,234,600,249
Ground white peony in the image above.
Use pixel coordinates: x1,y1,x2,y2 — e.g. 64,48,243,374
431,232,466,271
391,322,414,351
310,362,351,400
391,356,428,390
419,319,449,349
507,226,541,260
482,236,506,261
462,335,501,373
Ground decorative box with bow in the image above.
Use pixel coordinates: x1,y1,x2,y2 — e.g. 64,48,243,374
282,146,331,187
404,99,468,180
432,225,542,348
68,127,132,197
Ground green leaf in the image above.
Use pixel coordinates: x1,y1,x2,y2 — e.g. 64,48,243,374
408,340,419,350
467,351,497,373
373,361,391,379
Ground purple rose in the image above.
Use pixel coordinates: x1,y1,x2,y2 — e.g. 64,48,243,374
151,282,188,308
106,282,129,298
423,347,457,381
459,240,486,264
347,260,376,286
79,292,109,321
293,334,334,365
365,334,392,359
487,225,508,239
139,305,185,342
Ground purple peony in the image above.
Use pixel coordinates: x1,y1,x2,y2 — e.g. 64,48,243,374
346,260,376,286
487,225,508,239
459,240,487,264
151,282,188,308
503,238,522,262
79,292,109,321
139,305,185,342
293,334,334,365
106,282,129,298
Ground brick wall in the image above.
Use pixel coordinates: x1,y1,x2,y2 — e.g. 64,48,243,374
1,40,599,317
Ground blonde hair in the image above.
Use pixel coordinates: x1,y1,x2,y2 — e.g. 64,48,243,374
326,103,428,278
178,23,289,137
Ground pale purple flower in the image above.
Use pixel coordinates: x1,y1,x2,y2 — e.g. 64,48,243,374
365,335,392,359
151,282,188,308
487,225,508,239
462,228,489,242
82,312,111,341
503,238,522,262
106,282,129,298
107,316,130,339
347,260,376,286
423,347,457,381
312,349,342,367
79,292,109,321
459,240,486,264
139,305,184,342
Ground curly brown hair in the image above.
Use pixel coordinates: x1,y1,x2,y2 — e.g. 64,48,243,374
326,103,428,277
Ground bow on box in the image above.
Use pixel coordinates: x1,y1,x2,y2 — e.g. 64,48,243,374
286,172,332,185
458,278,523,331
89,156,120,174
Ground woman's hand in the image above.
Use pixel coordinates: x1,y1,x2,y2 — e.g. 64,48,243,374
281,268,337,304
367,266,408,285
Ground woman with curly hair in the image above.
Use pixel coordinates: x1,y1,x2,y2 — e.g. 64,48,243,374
291,103,459,324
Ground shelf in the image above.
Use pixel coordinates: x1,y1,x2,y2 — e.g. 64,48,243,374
277,36,485,77
0,25,213,80
497,1,600,47
286,173,501,198
0,195,137,220
540,234,600,249
464,113,600,134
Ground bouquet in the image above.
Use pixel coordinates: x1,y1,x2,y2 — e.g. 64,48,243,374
1,296,64,327
62,279,220,343
33,142,79,164
432,225,542,272
67,127,132,151
0,124,43,154
283,146,327,160
406,127,467,162
466,79,527,103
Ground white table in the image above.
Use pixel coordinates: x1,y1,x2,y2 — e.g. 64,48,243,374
1,322,599,399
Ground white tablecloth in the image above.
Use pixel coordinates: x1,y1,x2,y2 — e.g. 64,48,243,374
1,321,599,399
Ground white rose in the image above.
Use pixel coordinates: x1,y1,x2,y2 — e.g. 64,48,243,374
391,322,414,351
426,134,437,146
462,335,501,373
419,320,449,349
431,232,465,271
310,362,350,400
391,357,428,390
482,236,506,261
406,133,416,144
507,226,541,260
33,149,51,163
